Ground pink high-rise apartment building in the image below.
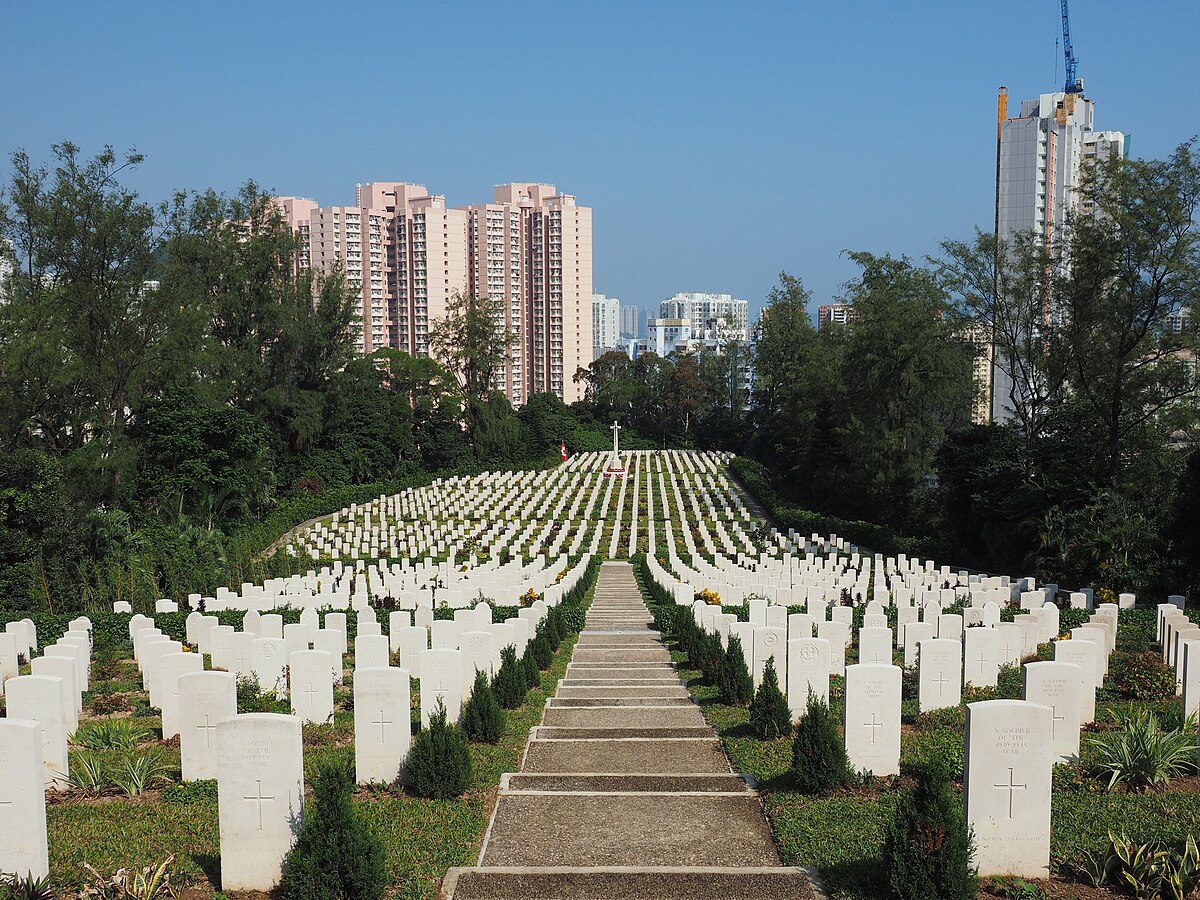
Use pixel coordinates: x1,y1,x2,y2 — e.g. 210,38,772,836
276,181,591,406
465,184,592,405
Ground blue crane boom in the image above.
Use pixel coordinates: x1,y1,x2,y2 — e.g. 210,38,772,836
1061,0,1081,93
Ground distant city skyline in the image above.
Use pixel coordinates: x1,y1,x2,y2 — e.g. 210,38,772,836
2,2,1196,321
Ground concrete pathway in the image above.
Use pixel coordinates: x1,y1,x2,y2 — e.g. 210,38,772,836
441,561,817,899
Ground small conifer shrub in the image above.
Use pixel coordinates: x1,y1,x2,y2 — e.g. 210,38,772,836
544,610,563,651
749,658,793,739
520,646,541,689
718,635,754,705
492,645,528,709
880,760,979,900
408,700,472,799
462,669,505,744
280,760,388,900
791,692,850,794
531,631,553,669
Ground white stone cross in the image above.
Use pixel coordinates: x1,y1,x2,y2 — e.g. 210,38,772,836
610,421,622,454
243,779,275,831
994,767,1026,818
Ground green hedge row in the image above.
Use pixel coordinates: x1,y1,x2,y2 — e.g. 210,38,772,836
729,457,943,559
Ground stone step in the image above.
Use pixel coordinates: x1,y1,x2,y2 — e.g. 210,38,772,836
572,650,673,663
501,773,751,793
478,794,781,866
540,705,706,728
548,697,696,708
565,667,678,680
560,679,682,687
522,738,730,774
441,867,818,900
554,691,691,705
534,726,715,740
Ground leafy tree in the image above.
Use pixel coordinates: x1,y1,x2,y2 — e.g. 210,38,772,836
836,252,977,525
1061,141,1200,489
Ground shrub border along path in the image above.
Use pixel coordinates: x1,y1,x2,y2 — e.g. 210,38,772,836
41,560,600,899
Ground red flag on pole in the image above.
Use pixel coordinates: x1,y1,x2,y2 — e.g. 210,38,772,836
560,440,568,461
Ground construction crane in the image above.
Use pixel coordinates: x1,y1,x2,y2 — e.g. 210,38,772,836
1060,0,1082,93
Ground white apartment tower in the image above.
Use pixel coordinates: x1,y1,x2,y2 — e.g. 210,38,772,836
592,293,620,360
991,86,1126,421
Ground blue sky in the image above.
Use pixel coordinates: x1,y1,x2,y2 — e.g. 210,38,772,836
3,1,1197,318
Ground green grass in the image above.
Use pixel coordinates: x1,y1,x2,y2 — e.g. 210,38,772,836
45,621,585,898
659,626,1200,900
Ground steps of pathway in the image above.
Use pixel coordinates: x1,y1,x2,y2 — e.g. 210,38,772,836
441,561,816,900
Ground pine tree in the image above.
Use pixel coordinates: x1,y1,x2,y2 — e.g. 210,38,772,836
544,610,562,651
408,700,472,799
491,645,527,709
461,669,505,744
880,760,979,900
791,692,850,794
749,658,793,739
718,635,754,705
279,761,387,900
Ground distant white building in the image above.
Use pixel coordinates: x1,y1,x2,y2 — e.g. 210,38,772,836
649,291,750,356
592,293,621,360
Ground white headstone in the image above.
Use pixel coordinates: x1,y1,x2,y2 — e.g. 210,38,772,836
313,629,344,684
786,638,830,718
354,666,412,786
289,650,334,725
917,638,962,713
420,648,464,728
355,634,391,670
964,700,1053,877
964,627,1001,688
844,663,901,776
3,675,67,789
752,626,786,689
858,626,893,666
216,713,305,891
159,651,204,739
0,719,49,879
1023,660,1082,762
179,670,238,780
251,638,287,696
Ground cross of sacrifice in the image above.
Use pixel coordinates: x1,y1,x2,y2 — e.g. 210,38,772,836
243,779,276,831
372,709,392,744
864,712,883,744
994,767,1026,819
198,715,218,749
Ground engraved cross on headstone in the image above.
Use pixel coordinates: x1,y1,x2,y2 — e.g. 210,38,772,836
372,709,391,744
243,779,275,831
198,714,218,749
933,671,950,697
975,649,988,675
303,681,319,706
865,712,883,744
993,767,1026,819
1050,704,1065,739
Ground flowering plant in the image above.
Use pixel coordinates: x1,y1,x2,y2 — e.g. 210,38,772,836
555,568,568,584
696,588,721,606
520,588,539,608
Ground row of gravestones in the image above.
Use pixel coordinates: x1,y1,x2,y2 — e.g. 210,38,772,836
0,597,553,888
681,602,1122,879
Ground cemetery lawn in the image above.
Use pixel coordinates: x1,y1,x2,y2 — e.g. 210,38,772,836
669,647,1200,900
43,632,580,899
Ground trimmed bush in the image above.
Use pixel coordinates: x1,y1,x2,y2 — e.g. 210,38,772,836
880,760,978,900
530,631,553,669
791,692,850,794
407,700,472,799
718,635,754,705
492,645,527,710
280,760,387,900
749,658,793,739
1110,652,1177,701
461,669,505,744
520,646,541,689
